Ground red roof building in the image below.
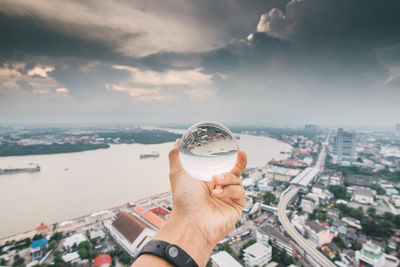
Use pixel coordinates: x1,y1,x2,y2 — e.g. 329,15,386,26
92,254,112,267
36,222,49,234
134,206,165,229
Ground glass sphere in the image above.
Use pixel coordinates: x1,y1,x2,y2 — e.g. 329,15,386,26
179,121,238,181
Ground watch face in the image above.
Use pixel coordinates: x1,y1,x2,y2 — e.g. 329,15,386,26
168,246,179,258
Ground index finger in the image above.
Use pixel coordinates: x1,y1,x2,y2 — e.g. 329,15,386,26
230,150,247,177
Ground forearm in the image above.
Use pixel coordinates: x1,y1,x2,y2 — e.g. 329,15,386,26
132,212,214,267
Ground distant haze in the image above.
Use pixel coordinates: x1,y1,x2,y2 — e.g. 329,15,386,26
0,0,400,127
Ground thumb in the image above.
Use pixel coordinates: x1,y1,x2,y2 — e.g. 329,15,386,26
168,139,184,178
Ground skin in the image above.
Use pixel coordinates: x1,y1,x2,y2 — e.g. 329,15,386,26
132,139,247,267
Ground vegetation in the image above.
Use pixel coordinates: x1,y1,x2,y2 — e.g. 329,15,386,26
262,192,277,205
328,185,351,200
337,203,400,238
12,254,24,267
0,143,109,157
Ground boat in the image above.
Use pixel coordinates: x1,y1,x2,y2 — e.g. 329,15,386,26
140,151,160,159
0,164,40,175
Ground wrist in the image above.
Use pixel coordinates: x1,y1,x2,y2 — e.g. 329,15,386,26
154,212,214,267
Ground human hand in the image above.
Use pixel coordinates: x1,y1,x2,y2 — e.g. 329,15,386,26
153,139,247,266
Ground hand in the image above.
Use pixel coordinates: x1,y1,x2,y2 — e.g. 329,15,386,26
133,140,247,267
168,139,247,246
161,140,247,265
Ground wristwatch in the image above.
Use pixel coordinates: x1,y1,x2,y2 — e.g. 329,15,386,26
138,239,198,267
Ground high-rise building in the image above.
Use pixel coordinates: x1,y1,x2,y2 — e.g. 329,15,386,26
334,128,356,165
396,124,400,133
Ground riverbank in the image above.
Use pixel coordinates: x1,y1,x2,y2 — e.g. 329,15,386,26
0,191,172,246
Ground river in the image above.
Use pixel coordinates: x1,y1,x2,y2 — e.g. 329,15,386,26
0,132,291,238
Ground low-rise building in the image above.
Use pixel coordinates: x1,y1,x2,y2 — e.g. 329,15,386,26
63,233,87,252
92,254,112,267
321,242,341,259
243,242,272,267
301,194,319,214
346,174,373,187
89,229,106,241
264,166,301,183
62,252,80,263
342,217,362,230
210,251,242,267
257,178,273,192
257,225,294,257
356,241,385,267
340,249,356,266
352,186,375,204
31,238,48,261
304,221,337,247
105,211,156,257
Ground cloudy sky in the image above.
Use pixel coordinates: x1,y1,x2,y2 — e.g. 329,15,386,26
1,0,399,127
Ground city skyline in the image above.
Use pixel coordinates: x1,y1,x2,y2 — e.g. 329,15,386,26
1,0,400,127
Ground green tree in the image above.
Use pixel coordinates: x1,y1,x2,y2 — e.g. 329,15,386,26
119,253,132,265
12,254,24,267
77,240,90,250
263,192,277,205
49,240,57,250
367,207,376,217
78,247,89,259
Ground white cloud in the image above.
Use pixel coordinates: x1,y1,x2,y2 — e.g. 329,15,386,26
0,63,62,95
27,65,55,78
112,65,212,86
56,87,69,93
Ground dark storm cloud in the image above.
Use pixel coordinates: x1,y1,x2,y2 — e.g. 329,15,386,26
0,0,399,126
0,13,129,63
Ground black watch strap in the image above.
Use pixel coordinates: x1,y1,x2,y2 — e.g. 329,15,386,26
138,239,198,267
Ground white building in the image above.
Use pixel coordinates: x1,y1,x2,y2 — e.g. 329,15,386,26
105,211,156,257
243,242,272,267
356,241,385,267
63,233,87,252
210,251,242,267
301,193,320,214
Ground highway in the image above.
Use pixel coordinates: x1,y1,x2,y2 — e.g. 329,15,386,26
277,135,335,267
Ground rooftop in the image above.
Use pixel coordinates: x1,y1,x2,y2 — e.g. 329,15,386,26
305,221,326,233
134,206,165,229
31,238,48,249
112,211,148,243
259,225,290,244
210,251,242,267
243,242,271,259
63,233,86,248
92,254,112,267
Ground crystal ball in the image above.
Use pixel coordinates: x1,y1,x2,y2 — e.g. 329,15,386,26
179,121,238,181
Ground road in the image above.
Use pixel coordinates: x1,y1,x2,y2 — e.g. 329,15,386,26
277,135,335,267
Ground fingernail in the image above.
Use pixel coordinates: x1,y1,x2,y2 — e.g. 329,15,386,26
213,188,223,195
216,174,224,182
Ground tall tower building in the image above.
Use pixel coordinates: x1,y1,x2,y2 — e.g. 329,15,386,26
334,128,356,165
396,124,400,133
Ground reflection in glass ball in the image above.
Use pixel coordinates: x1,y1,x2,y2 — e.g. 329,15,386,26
179,121,238,181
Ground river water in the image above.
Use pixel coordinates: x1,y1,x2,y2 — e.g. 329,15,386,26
0,132,291,238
